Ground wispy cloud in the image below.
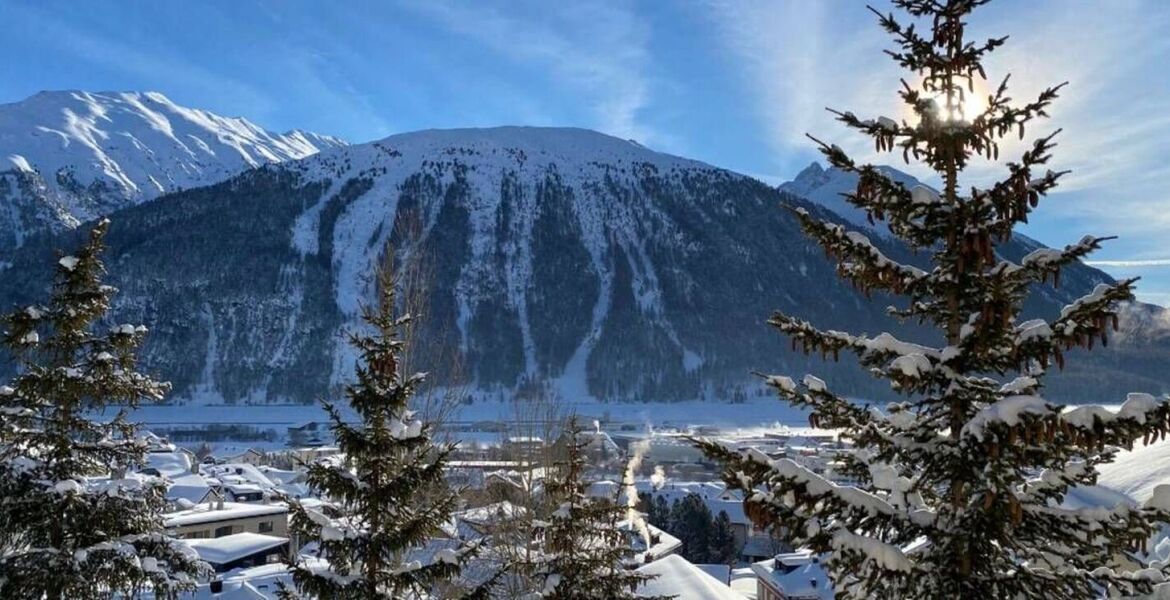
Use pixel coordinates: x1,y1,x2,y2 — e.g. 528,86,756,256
703,1,1170,192
701,0,897,177
403,0,660,145
704,0,1170,304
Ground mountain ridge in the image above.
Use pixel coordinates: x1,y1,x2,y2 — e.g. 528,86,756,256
0,90,345,249
2,122,1167,405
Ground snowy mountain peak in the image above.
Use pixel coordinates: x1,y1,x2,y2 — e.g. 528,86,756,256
351,125,708,171
0,89,346,227
779,161,921,234
790,161,826,184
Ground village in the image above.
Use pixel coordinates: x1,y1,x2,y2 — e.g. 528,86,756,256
138,418,849,599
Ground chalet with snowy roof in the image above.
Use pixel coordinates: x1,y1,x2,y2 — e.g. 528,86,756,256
501,435,545,460
166,473,222,507
188,563,293,599
202,463,279,501
184,532,289,573
620,519,682,565
270,445,341,470
225,448,267,466
222,481,266,503
444,460,528,489
548,427,623,465
449,501,532,541
635,554,746,599
165,501,288,542
751,551,832,600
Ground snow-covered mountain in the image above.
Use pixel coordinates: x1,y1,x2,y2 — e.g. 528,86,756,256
779,162,923,235
1,126,1163,405
0,90,345,248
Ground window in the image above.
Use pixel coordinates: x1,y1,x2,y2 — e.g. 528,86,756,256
185,530,210,539
214,525,235,538
258,520,274,533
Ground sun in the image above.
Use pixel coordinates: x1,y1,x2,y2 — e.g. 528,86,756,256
936,88,989,123
908,76,991,124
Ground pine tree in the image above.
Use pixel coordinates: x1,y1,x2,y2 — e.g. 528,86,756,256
649,495,670,531
533,418,665,600
669,494,714,564
709,511,737,566
0,219,206,599
279,263,487,599
697,1,1170,597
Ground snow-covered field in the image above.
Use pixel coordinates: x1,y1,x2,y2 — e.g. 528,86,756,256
96,397,812,443
99,397,810,428
1096,438,1170,503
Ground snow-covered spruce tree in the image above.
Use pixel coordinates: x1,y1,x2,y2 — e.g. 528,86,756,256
697,1,1170,598
279,263,488,599
532,418,666,600
0,219,206,599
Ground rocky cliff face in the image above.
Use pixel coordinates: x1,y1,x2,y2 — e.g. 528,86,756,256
1,126,1164,404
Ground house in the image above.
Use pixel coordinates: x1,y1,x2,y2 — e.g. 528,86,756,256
202,463,278,500
193,563,292,599
165,501,288,542
444,460,528,490
501,436,545,460
545,428,624,464
635,553,746,599
184,532,289,573
751,551,832,600
222,482,266,503
620,519,682,565
166,473,221,507
449,501,534,544
226,448,267,466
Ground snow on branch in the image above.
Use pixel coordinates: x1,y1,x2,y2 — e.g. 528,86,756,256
961,389,1170,456
1006,280,1136,371
792,206,927,297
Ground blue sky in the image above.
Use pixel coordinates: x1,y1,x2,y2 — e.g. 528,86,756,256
3,0,1169,303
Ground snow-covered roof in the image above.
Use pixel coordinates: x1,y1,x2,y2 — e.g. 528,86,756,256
224,482,265,495
167,474,216,504
202,463,277,488
696,563,731,585
184,533,288,565
144,451,193,478
751,551,832,600
587,480,620,498
635,554,745,599
620,519,682,563
729,567,759,600
454,501,527,526
164,502,287,527
257,466,302,485
505,436,543,444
